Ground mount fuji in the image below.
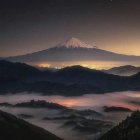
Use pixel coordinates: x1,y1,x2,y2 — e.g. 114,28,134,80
1,37,140,67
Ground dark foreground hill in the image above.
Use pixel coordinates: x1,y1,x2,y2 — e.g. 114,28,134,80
0,110,62,140
98,111,140,140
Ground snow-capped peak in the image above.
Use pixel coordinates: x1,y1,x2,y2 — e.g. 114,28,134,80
56,37,93,48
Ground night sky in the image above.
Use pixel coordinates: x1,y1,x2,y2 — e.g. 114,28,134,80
1,0,140,56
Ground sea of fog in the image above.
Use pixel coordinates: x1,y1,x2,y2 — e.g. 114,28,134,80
0,91,140,140
0,91,140,110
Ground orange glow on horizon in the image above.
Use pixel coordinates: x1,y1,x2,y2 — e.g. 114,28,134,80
58,99,81,107
36,60,140,70
39,63,50,68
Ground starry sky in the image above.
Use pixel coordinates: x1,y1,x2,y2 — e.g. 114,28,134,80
1,0,140,57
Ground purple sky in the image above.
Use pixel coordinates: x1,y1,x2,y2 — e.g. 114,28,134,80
1,0,140,56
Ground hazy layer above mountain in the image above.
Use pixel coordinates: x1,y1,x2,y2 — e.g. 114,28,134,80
0,110,62,140
1,38,140,68
103,65,140,76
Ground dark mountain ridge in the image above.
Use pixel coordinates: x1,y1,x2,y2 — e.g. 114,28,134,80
0,60,140,95
103,65,140,76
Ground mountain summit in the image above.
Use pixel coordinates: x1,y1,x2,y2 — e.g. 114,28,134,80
56,37,93,48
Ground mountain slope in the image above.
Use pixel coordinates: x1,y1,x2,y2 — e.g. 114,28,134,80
0,110,62,140
0,60,40,78
98,111,140,140
2,38,140,65
103,65,140,76
0,60,51,82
